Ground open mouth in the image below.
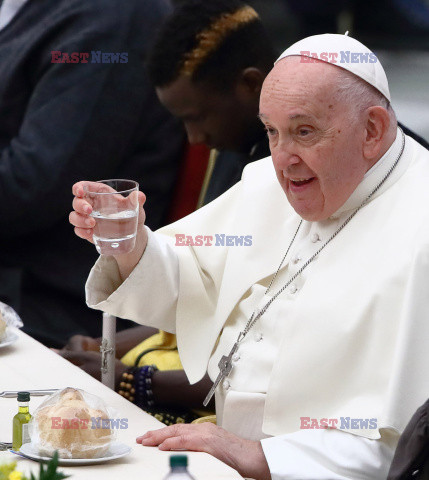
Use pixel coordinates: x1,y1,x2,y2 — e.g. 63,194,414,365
290,178,315,186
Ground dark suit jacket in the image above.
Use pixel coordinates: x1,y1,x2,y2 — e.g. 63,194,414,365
387,398,429,480
0,0,185,346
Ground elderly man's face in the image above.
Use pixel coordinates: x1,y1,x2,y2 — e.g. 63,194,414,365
259,58,370,221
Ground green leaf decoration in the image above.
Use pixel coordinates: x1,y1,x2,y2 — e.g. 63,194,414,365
33,452,70,480
1,450,69,480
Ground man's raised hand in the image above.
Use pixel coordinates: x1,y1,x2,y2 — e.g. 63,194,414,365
70,181,149,280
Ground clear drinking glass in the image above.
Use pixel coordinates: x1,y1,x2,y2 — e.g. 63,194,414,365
84,179,139,255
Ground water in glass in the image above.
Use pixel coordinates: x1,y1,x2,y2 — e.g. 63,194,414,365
92,208,138,255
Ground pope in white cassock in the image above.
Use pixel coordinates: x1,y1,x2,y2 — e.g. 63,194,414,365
70,34,429,480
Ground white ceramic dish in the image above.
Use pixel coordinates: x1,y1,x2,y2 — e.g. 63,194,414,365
19,441,132,465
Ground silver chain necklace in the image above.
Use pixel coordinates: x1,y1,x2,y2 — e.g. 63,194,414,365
203,129,406,407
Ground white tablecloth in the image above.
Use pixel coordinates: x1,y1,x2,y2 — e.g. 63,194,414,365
0,328,242,479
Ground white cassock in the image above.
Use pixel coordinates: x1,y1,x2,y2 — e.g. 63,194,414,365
86,127,429,479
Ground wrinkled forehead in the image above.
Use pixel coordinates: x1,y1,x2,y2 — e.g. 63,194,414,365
260,57,345,118
262,57,341,100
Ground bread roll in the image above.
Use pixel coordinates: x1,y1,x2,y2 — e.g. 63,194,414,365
37,388,112,458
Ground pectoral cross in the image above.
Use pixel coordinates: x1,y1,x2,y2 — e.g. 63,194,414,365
203,342,238,407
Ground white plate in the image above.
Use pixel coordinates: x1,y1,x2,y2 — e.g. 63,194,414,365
0,331,19,348
19,442,132,466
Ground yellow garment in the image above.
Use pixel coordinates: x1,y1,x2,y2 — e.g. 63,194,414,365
120,330,183,371
192,415,217,425
121,330,213,418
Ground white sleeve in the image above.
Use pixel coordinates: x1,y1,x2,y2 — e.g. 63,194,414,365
261,428,398,480
84,176,245,332
85,227,179,333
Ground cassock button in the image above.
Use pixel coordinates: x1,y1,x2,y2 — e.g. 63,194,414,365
232,353,240,362
223,380,231,390
254,333,263,342
289,284,298,294
311,233,320,243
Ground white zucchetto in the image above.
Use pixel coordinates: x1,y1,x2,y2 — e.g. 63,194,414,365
276,33,391,102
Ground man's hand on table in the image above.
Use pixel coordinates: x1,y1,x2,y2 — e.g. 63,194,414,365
61,326,159,359
56,350,127,388
63,334,100,352
136,423,270,480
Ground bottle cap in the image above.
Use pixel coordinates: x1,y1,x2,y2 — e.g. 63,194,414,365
17,391,30,402
170,454,188,468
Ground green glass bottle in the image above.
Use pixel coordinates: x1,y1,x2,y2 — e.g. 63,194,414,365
163,455,196,480
12,391,32,451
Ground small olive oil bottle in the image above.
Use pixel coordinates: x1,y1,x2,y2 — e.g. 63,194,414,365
12,391,32,451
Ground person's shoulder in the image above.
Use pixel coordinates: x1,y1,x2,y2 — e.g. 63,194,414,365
397,135,429,222
240,156,288,203
241,156,276,181
404,134,429,177
399,122,429,150
408,134,429,158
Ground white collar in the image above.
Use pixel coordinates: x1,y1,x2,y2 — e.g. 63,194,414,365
330,127,407,219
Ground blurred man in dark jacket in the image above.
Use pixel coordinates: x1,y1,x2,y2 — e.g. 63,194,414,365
0,0,184,347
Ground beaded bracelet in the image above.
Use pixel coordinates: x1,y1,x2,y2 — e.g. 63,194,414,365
134,365,158,409
117,365,201,426
117,369,136,403
117,365,158,409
